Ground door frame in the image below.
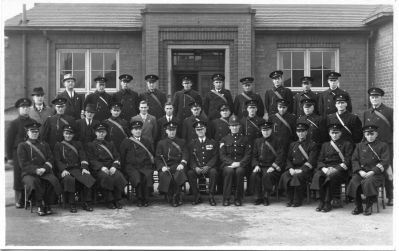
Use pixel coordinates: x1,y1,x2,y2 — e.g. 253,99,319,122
167,45,230,97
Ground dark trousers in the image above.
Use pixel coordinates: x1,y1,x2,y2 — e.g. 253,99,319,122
12,151,24,204
135,173,149,201
187,168,218,197
385,171,393,200
223,166,246,201
287,184,305,204
318,171,346,203
66,183,93,204
250,169,281,199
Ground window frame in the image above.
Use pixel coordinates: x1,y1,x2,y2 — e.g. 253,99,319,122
277,48,340,92
56,49,120,93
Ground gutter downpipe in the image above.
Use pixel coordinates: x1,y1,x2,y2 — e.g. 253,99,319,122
366,30,374,110
42,30,51,103
22,4,27,98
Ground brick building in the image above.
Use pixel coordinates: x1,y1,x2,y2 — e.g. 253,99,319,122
4,3,393,114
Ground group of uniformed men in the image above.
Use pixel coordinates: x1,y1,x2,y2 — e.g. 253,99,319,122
5,69,393,217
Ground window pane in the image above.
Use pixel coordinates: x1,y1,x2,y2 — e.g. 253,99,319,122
104,53,116,70
310,52,322,69
91,70,103,88
73,71,85,89
104,71,116,88
292,70,304,87
292,52,304,69
60,53,72,71
73,53,85,70
310,70,323,87
279,52,291,69
283,70,292,87
323,51,335,69
91,53,103,70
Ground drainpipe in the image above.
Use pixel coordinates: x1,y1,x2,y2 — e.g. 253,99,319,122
22,4,27,97
42,30,51,103
366,30,374,110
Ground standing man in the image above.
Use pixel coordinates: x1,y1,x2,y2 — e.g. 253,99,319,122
318,72,352,117
84,76,112,122
104,102,129,153
203,73,234,121
5,98,37,208
233,77,264,119
363,87,393,206
75,104,100,149
56,73,85,120
112,74,140,121
139,74,167,120
209,104,231,142
264,70,293,120
157,102,181,141
297,98,327,144
219,115,252,206
182,102,208,144
293,76,319,116
172,76,202,122
28,87,54,124
41,98,76,149
131,100,158,145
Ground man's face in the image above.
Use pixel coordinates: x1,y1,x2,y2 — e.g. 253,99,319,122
131,128,142,138
302,82,311,91
182,80,192,91
120,80,129,90
261,128,272,138
247,106,257,117
272,77,282,88
242,83,252,92
32,94,44,105
229,124,240,134
213,80,223,90
335,101,347,112
96,82,105,92
220,109,231,118
55,104,66,115
191,107,201,117
277,104,287,115
85,111,95,120
110,108,121,118
328,78,339,89
195,127,206,138
27,129,39,140
95,130,107,140
164,105,174,116
296,130,308,141
19,106,30,116
303,104,314,115
64,79,75,90
329,130,342,141
369,95,382,107
364,131,378,143
147,81,156,91
139,104,149,115
166,128,177,138
63,131,74,141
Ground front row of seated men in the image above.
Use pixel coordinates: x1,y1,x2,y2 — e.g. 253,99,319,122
18,115,389,217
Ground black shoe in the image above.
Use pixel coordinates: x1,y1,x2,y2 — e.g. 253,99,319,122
37,206,46,216
114,201,123,209
263,197,270,206
316,201,324,212
223,199,230,206
45,206,53,215
234,199,242,206
15,202,24,209
107,202,116,209
70,204,77,213
351,206,363,215
286,201,293,207
192,194,202,205
82,202,93,212
143,199,149,207
137,200,143,207
322,202,332,212
387,199,393,206
254,199,263,205
332,199,342,208
292,203,301,207
172,194,179,207
363,206,372,216
209,197,216,206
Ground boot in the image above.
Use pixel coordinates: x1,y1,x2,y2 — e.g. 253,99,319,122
316,200,324,212
363,197,373,216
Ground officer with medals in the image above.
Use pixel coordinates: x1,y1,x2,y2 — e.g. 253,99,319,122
54,125,96,213
120,121,155,207
186,121,219,206
233,77,264,119
250,121,285,206
87,123,127,209
219,115,251,206
293,76,319,116
139,74,167,119
278,123,319,207
172,76,202,122
182,101,209,144
17,122,62,216
347,125,390,216
104,102,129,153
155,121,188,207
84,76,112,122
112,74,140,121
296,98,327,144
56,73,85,120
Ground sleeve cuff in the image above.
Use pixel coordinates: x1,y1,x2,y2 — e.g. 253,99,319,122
376,163,384,172
81,161,89,165
340,163,348,170
304,162,313,169
45,162,53,169
272,163,281,171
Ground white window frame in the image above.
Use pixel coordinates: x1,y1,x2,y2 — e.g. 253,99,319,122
56,49,120,93
277,48,339,92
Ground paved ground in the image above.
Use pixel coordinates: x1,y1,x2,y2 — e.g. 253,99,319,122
3,168,394,248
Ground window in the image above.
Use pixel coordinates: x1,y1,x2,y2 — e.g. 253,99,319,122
56,49,119,93
277,49,339,91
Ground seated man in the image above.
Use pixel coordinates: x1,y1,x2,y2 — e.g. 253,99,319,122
187,121,219,206
87,123,127,209
250,121,284,206
17,122,62,216
347,125,390,216
310,123,352,213
120,121,155,207
155,121,188,207
54,125,96,213
278,123,319,207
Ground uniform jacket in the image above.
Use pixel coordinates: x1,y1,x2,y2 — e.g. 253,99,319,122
17,139,54,177
53,140,89,172
104,116,129,152
233,91,264,118
219,133,252,168
264,86,294,115
203,89,234,121
75,118,100,148
84,91,112,122
139,89,167,119
363,103,393,144
40,114,76,149
317,138,352,172
28,104,54,124
269,112,297,147
318,87,352,117
112,89,140,121
172,89,202,121
293,90,319,116
182,114,209,143
56,90,85,120
297,113,327,144
352,139,390,174
5,115,37,159
326,111,362,144
131,114,158,144
240,115,265,144
251,135,285,171
157,115,181,140
209,117,230,142
187,137,218,169
87,139,121,172
120,136,154,169
285,139,319,173
155,137,188,171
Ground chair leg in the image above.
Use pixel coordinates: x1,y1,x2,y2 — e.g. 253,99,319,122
306,183,310,204
381,185,386,209
24,186,28,210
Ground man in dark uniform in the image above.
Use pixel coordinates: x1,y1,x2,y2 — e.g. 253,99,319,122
233,77,264,119
310,124,352,213
139,74,167,119
5,98,37,208
250,121,285,206
56,73,85,120
182,102,209,144
41,98,76,149
219,115,251,206
297,98,327,144
279,123,319,207
264,70,294,120
17,122,62,216
293,76,319,116
203,73,234,121
326,94,362,147
87,123,128,209
84,76,112,122
112,74,140,121
120,121,155,207
28,87,54,124
53,125,96,213
187,121,219,206
347,125,390,216
75,104,100,149
269,98,297,153
157,102,181,141
363,87,393,206
172,76,202,122
318,72,352,117
103,102,129,153
155,121,188,207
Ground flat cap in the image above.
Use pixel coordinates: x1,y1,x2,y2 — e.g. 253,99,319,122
31,87,45,96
